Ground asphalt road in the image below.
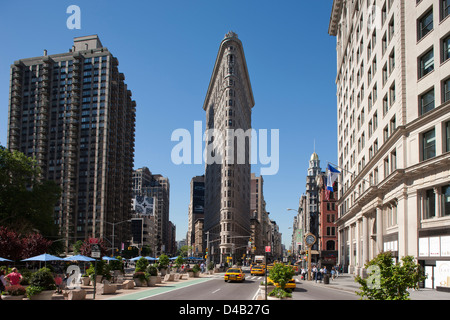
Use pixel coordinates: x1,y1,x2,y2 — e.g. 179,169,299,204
143,271,262,300
140,268,359,300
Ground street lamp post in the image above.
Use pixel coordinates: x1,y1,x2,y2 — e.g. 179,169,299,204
106,219,131,256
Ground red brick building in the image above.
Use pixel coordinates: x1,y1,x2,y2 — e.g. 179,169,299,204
318,174,338,268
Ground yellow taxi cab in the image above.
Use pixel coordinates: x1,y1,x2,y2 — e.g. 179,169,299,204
250,265,265,276
224,267,245,282
267,277,296,289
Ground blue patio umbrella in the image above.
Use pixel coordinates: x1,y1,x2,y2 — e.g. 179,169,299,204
0,257,13,262
63,255,96,262
22,253,64,268
129,256,143,261
102,256,118,261
144,256,158,261
169,256,179,260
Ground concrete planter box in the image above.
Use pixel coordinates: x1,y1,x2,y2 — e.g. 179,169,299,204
81,277,90,286
29,289,54,300
133,278,147,287
147,276,157,286
1,294,25,300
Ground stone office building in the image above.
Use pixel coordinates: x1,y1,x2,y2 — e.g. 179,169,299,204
329,0,450,288
203,32,254,264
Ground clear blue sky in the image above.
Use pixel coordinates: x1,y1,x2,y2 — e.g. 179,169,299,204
0,0,337,247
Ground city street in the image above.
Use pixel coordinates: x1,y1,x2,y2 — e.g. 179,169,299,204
105,267,360,300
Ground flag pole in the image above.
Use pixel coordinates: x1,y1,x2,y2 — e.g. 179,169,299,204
326,161,372,185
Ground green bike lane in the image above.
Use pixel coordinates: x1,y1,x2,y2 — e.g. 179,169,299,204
106,276,215,300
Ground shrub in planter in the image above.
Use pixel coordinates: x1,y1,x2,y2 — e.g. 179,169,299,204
268,287,292,299
86,260,112,282
4,285,26,296
135,257,149,273
268,262,294,297
26,267,56,298
157,254,170,271
109,256,124,273
133,271,148,286
192,264,201,274
146,265,158,277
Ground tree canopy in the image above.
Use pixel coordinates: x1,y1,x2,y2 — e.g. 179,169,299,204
0,146,61,237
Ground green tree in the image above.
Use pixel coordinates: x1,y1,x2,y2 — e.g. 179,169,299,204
268,262,294,298
0,146,61,236
355,251,427,300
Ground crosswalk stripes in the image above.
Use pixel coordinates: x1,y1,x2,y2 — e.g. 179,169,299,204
209,274,263,281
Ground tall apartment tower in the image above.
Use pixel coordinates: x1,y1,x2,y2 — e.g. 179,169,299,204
7,35,136,251
203,32,255,263
187,175,205,255
329,0,450,285
250,173,270,256
136,170,170,255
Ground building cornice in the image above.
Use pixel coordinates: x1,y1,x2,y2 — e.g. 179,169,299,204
328,0,344,36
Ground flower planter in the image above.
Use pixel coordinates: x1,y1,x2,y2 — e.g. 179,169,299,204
187,271,195,278
1,294,25,300
29,290,54,300
159,268,167,276
194,272,200,278
133,278,147,287
81,277,90,286
147,276,157,287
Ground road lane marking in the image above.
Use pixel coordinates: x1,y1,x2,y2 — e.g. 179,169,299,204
212,288,221,294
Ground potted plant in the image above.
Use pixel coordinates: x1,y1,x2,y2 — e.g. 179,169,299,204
26,267,56,300
80,274,90,286
266,263,294,300
1,285,26,300
158,254,170,276
132,271,148,287
174,256,185,273
192,264,201,277
207,262,215,275
146,265,158,286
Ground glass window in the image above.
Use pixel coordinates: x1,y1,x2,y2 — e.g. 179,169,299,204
443,34,450,62
424,189,436,219
420,88,435,115
419,49,434,78
418,9,433,40
443,0,450,20
444,78,450,103
422,128,436,161
446,121,450,152
442,185,450,216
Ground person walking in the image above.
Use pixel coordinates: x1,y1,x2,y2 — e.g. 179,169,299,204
331,267,336,280
5,268,22,286
312,266,318,282
0,270,7,300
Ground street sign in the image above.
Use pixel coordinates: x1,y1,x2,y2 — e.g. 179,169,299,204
91,244,100,258
265,246,271,253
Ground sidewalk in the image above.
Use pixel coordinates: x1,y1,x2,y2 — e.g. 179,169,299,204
305,274,450,300
51,272,214,300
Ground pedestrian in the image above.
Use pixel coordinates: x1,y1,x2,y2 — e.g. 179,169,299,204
331,267,336,280
200,262,205,273
5,268,22,286
312,266,318,282
0,269,7,300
